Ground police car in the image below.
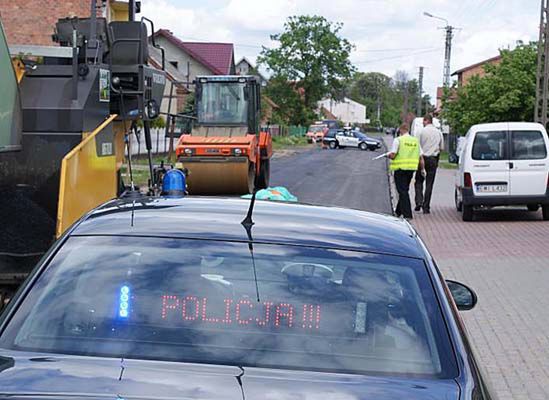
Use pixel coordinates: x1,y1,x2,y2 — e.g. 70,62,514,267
324,128,382,150
0,172,493,400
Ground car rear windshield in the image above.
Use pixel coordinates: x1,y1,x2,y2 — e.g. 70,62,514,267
309,126,325,132
0,236,457,378
472,131,508,160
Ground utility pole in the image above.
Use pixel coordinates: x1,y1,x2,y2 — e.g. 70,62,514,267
417,66,424,116
402,82,409,123
424,12,456,88
442,26,454,87
535,0,549,127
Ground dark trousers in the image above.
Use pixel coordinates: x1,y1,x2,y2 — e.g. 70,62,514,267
415,155,439,211
394,170,415,219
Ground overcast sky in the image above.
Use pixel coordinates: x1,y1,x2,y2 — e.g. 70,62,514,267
142,0,540,103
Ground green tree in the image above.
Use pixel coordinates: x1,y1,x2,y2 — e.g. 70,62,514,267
346,71,431,127
258,15,355,113
263,75,315,125
442,42,537,135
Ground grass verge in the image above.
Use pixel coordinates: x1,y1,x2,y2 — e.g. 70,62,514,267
272,135,310,150
120,167,150,188
438,151,458,170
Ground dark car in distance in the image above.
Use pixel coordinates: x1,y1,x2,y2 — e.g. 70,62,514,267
0,196,494,400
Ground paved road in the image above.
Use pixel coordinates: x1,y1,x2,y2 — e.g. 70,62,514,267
270,145,392,213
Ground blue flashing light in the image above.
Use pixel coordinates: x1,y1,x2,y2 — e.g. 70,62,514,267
162,169,186,198
119,285,131,318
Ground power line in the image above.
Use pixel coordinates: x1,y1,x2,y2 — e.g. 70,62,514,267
354,48,442,65
454,0,478,26
462,0,497,28
353,46,440,54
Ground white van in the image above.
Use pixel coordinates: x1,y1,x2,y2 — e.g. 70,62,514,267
454,122,549,221
409,117,442,137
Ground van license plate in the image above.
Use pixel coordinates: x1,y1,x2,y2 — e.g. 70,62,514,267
476,184,507,193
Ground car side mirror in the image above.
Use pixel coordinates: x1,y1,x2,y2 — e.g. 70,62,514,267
448,153,459,164
446,280,477,311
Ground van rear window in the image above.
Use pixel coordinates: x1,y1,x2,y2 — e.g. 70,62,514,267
472,131,507,160
510,131,547,160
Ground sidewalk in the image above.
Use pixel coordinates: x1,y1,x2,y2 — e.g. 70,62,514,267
410,168,549,400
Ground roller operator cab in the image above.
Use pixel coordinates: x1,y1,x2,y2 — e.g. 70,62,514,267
454,122,549,221
175,76,272,195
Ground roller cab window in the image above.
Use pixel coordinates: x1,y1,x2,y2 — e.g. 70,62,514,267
197,81,248,125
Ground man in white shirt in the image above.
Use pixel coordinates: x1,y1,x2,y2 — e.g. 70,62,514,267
414,114,444,214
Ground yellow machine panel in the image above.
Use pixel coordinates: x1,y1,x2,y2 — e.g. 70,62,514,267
56,114,122,237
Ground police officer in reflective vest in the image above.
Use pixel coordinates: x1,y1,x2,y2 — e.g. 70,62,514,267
388,123,425,220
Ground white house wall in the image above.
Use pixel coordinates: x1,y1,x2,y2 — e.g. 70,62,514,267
318,98,366,124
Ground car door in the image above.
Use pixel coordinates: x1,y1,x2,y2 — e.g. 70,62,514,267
509,129,549,196
340,131,352,146
470,130,511,197
336,132,346,146
350,132,360,147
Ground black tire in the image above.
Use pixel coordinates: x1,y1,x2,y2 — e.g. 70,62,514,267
543,205,549,221
329,141,338,149
527,204,540,212
255,159,270,190
359,142,368,151
462,205,474,222
455,189,463,212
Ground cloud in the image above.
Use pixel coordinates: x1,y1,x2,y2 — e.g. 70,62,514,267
141,0,541,99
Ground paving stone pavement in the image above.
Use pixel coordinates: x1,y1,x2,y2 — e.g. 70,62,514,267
410,167,549,400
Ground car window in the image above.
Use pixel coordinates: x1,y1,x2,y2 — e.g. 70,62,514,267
0,236,457,378
472,131,507,160
510,130,547,160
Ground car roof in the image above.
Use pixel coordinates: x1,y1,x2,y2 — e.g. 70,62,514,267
471,122,545,132
72,197,424,259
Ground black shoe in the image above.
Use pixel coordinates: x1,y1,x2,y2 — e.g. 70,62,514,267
395,210,402,217
414,205,422,211
423,209,431,214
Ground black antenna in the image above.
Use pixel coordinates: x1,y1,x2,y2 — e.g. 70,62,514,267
241,189,260,302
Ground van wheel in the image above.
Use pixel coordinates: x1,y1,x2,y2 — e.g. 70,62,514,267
527,204,539,212
329,141,338,149
455,189,463,212
462,205,474,222
542,205,549,221
359,142,368,151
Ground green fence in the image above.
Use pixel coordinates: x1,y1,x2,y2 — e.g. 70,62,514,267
289,125,308,136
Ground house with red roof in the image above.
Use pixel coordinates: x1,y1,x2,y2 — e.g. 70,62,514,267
152,29,236,85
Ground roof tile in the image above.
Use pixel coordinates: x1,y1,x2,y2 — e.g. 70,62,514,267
154,29,234,75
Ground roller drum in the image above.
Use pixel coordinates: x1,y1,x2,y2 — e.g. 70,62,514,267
183,159,255,195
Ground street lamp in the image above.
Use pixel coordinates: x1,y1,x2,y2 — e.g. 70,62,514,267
423,11,449,26
424,11,454,88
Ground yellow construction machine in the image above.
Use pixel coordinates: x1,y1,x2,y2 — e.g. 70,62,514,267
0,1,166,302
